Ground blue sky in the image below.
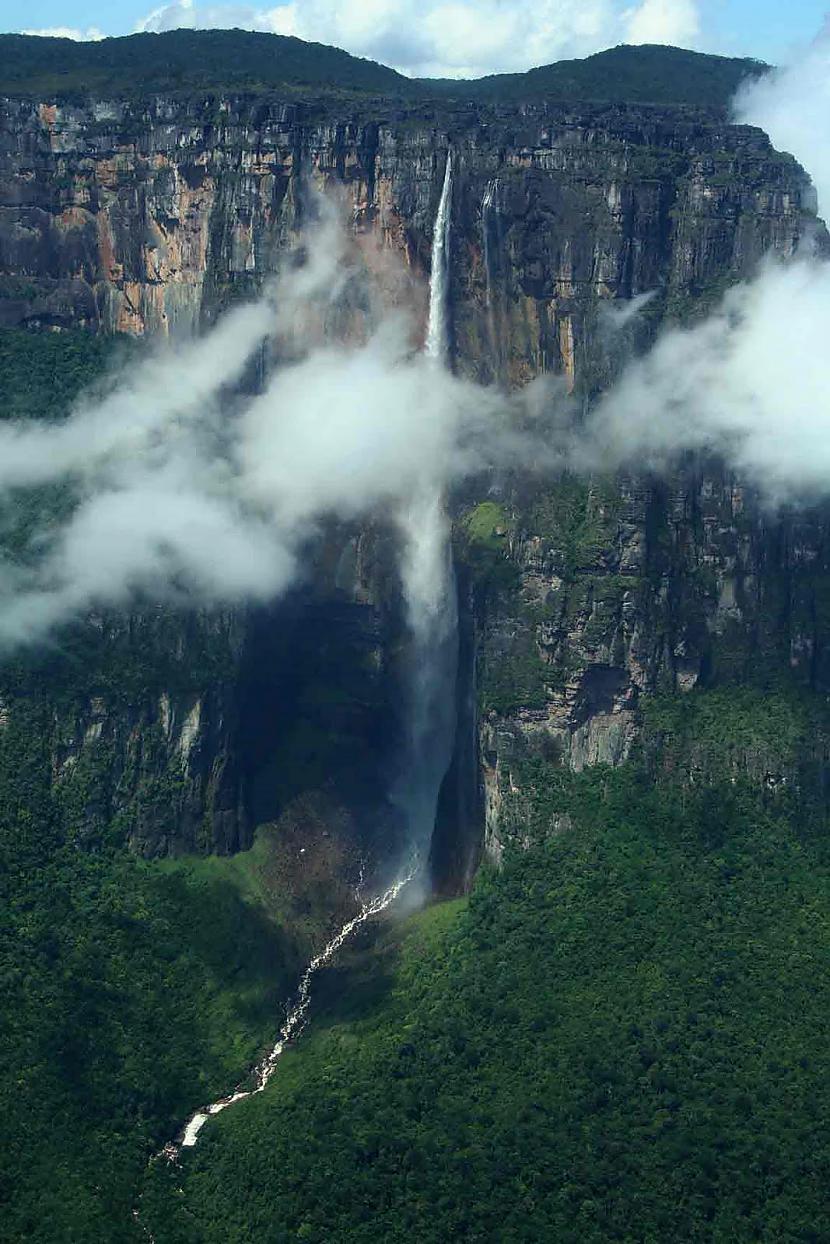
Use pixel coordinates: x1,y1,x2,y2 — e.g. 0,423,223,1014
1,0,828,77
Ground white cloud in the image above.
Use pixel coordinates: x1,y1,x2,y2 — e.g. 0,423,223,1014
135,1,195,31
624,0,700,47
0,298,276,492
735,23,830,217
573,27,830,505
135,1,273,34
135,0,702,77
0,213,546,650
581,254,830,503
21,27,105,40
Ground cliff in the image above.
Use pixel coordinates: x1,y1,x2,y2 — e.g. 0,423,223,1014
0,87,823,880
6,49,830,1242
0,94,808,343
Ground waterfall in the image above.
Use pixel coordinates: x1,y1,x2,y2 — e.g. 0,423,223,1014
482,177,505,381
141,147,460,1180
424,151,453,365
393,148,459,863
395,491,459,858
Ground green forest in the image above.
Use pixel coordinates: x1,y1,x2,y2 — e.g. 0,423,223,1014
139,753,830,1243
6,671,830,1240
0,722,291,1241
0,329,287,1241
3,326,830,1240
0,31,765,109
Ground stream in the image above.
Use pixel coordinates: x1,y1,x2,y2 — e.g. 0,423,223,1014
159,865,416,1161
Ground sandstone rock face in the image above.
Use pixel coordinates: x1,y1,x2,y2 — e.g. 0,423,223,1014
0,90,824,872
0,95,811,346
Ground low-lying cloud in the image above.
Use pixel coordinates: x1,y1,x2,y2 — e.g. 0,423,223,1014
734,21,830,216
579,253,830,501
0,216,547,650
4,25,830,650
575,26,830,497
0,298,275,492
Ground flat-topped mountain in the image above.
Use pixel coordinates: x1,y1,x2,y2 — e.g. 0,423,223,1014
0,29,766,109
5,25,830,1244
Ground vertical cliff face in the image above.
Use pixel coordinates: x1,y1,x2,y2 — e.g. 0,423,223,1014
0,89,823,877
0,95,811,340
467,470,830,861
40,608,249,857
0,518,409,869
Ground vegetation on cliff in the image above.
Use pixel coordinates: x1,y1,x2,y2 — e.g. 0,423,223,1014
6,656,830,1240
0,31,765,109
0,30,409,100
0,328,134,424
431,43,767,107
0,700,295,1242
140,739,830,1242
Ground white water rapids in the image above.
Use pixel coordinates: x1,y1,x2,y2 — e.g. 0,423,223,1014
161,868,414,1161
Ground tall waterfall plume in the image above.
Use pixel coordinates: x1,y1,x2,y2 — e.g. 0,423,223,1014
424,151,454,365
135,154,464,1198
394,148,459,864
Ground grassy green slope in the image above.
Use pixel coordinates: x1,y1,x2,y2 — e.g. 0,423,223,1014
141,726,830,1243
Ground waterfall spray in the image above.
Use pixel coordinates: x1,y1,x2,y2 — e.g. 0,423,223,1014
394,148,460,864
